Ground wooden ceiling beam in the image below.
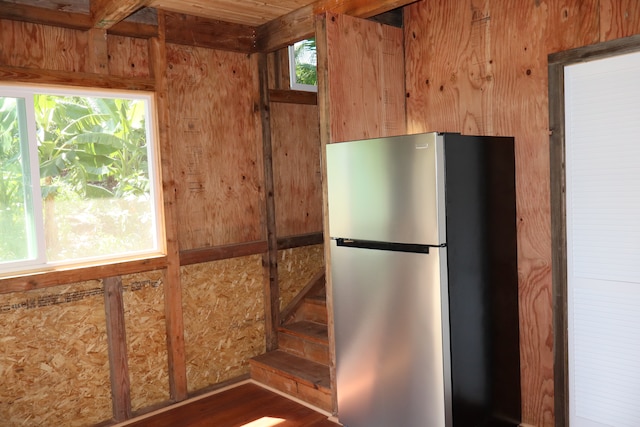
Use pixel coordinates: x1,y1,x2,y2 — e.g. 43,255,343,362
163,11,257,53
255,0,418,52
0,1,92,31
0,1,157,38
91,0,153,29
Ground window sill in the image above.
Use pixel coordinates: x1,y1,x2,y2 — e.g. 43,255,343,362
0,254,168,294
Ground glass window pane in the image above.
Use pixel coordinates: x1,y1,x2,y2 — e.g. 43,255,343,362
35,94,158,263
0,96,37,264
290,38,317,91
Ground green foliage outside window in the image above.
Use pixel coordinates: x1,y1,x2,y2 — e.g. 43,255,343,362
0,91,157,268
293,38,317,87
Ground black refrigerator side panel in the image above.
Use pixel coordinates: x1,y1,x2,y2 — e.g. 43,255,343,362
443,134,521,427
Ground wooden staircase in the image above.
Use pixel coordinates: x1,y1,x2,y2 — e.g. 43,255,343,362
249,271,332,412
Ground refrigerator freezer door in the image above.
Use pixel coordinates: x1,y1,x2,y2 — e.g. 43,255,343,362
326,133,445,245
330,240,450,427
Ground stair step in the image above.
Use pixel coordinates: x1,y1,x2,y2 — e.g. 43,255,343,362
280,321,328,343
295,297,327,325
278,321,329,365
306,294,326,303
250,350,331,411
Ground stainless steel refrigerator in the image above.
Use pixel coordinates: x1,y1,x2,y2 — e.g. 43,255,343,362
326,132,521,427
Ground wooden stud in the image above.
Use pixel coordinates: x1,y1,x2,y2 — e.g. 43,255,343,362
163,11,257,53
277,233,323,250
91,0,152,29
258,52,280,352
314,12,337,415
87,28,109,74
103,276,132,422
0,65,154,91
149,11,188,402
269,89,317,105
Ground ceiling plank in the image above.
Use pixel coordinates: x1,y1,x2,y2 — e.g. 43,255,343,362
256,0,418,52
163,11,256,53
91,0,152,29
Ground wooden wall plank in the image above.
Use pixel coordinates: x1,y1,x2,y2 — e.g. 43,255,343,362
0,65,155,90
107,34,151,78
180,241,268,266
149,11,188,401
269,89,317,105
271,102,322,237
404,1,601,426
600,0,640,41
325,12,406,142
166,44,263,250
0,19,87,71
103,276,132,421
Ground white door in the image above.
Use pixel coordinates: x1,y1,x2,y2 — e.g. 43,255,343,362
565,50,640,426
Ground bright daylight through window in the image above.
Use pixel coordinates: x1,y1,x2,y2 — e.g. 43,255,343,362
0,85,163,275
289,38,317,92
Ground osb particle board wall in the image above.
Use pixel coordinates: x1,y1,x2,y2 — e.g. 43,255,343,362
404,1,640,426
0,281,112,426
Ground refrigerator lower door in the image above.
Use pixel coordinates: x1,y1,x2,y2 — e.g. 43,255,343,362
330,241,451,427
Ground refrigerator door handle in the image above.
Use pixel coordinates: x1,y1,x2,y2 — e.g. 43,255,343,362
334,238,446,254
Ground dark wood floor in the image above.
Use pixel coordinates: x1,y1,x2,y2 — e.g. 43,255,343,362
122,382,341,427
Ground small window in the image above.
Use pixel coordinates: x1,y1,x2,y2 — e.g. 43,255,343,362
288,39,317,92
0,85,164,275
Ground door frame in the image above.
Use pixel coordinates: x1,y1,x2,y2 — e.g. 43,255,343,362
548,33,640,427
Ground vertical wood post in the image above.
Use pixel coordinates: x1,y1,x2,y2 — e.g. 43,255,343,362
149,11,188,401
258,51,280,351
314,12,337,415
103,276,131,421
86,28,108,74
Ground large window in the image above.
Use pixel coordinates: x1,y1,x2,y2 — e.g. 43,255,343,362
288,38,317,92
0,85,163,275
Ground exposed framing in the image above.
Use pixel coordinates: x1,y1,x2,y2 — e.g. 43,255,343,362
548,33,640,427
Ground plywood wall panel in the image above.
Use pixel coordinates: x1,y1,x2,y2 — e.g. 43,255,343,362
107,35,151,78
181,255,265,392
166,44,264,250
0,19,86,71
600,0,640,41
271,102,322,237
0,281,111,426
325,13,406,142
122,271,169,412
404,1,602,426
